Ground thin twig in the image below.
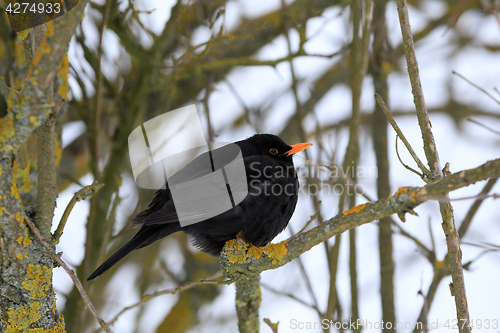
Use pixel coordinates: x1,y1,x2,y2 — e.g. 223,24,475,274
392,221,432,262
302,158,374,201
53,181,105,243
493,87,500,97
458,177,498,238
261,282,324,316
52,98,66,119
423,192,499,202
452,71,500,106
395,135,424,178
0,76,15,98
287,225,322,317
466,117,500,136
375,93,432,181
32,103,56,108
22,212,113,333
417,289,429,333
428,217,436,258
297,213,318,234
263,318,279,333
96,275,233,332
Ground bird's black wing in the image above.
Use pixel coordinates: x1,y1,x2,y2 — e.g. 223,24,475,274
131,148,215,226
133,143,244,226
184,155,299,254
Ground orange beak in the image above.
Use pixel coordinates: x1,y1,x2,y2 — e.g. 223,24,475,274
284,142,313,156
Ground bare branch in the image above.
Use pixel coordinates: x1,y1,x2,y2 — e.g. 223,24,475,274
395,135,425,179
452,71,500,106
93,273,231,332
263,318,279,333
375,93,431,181
396,0,471,330
466,117,500,136
53,182,105,243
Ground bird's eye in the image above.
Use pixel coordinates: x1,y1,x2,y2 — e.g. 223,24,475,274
269,148,278,155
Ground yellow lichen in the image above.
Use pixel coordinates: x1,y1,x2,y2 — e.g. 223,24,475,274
22,264,52,298
13,160,33,193
0,113,15,143
30,115,41,126
342,202,368,216
225,238,249,264
13,76,23,92
247,246,263,260
27,24,53,78
10,181,21,201
21,234,31,247
395,186,412,195
46,317,65,333
46,21,55,37
57,54,70,99
17,28,29,42
261,241,288,264
5,301,41,331
224,237,287,265
32,35,51,65
55,133,62,166
13,38,26,69
16,253,23,260
224,237,264,264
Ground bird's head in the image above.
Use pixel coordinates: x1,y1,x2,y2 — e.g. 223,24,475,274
237,134,312,163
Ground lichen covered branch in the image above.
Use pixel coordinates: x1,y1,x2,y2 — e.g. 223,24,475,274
235,274,261,333
220,158,500,280
0,0,90,159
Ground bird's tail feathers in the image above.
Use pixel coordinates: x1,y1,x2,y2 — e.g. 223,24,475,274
87,224,178,281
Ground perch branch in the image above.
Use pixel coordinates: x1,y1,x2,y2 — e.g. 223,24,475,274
220,158,500,280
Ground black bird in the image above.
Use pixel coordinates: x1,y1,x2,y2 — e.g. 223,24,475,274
87,134,311,280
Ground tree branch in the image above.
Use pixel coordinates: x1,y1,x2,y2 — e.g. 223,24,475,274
236,274,261,333
396,0,471,330
375,93,432,181
94,276,232,332
220,158,500,280
53,182,105,243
